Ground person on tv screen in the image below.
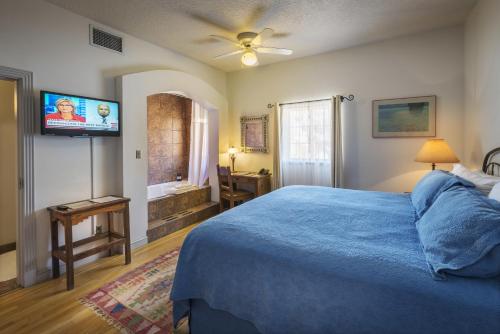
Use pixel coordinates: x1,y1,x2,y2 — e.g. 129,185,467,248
97,103,111,124
45,98,85,123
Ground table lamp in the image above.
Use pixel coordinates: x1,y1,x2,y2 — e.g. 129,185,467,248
415,139,459,170
228,146,238,171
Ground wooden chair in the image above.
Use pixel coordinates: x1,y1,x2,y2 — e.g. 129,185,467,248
217,164,254,211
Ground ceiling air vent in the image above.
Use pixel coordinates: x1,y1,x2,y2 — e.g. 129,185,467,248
89,25,123,54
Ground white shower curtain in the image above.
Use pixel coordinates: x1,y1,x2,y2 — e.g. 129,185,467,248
188,101,209,187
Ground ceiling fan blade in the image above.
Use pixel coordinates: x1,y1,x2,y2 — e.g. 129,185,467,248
214,49,244,59
252,28,274,45
255,47,293,55
209,35,241,48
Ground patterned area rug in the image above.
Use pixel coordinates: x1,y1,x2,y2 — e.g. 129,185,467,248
81,248,180,334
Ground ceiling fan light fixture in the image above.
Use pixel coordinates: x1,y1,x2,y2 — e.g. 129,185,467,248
241,50,258,66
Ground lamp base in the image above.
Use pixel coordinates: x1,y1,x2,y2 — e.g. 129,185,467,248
231,156,236,172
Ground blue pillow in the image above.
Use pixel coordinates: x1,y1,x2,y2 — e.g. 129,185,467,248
416,185,500,279
411,170,474,218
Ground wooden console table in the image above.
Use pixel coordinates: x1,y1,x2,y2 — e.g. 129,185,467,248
231,172,272,197
47,196,131,290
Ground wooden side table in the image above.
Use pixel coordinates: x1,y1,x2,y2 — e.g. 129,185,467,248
231,172,272,197
47,196,131,290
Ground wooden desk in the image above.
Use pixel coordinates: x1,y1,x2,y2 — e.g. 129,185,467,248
231,172,272,197
47,197,131,290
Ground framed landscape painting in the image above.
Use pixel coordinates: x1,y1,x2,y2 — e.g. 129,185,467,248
372,96,436,138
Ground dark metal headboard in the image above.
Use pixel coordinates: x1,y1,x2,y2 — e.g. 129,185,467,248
482,147,500,176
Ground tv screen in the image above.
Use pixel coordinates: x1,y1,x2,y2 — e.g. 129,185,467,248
40,91,120,137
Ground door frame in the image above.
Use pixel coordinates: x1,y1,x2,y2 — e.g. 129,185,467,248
0,66,36,287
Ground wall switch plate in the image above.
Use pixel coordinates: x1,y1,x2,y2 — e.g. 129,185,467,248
136,150,141,159
96,225,103,234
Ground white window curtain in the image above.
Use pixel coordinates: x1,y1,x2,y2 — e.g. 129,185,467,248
280,100,333,186
188,101,209,187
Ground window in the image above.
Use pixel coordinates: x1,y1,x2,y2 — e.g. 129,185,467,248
280,100,332,186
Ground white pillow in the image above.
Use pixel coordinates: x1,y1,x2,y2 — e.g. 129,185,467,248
451,163,500,195
489,182,500,202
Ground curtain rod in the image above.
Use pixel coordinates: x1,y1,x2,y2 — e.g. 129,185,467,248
279,98,330,106
267,95,354,109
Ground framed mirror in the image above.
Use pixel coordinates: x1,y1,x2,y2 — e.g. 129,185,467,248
240,115,269,153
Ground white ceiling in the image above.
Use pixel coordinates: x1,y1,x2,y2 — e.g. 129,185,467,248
45,0,477,72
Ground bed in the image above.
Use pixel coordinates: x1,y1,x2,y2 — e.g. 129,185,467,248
170,151,500,334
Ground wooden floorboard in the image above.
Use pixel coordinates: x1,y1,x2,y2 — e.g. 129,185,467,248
0,223,197,334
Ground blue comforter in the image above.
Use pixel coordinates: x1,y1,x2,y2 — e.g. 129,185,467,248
170,186,500,334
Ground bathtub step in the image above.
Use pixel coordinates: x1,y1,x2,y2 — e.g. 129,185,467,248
147,201,219,243
148,185,211,222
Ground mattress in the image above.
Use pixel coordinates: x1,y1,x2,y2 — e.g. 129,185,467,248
171,186,500,333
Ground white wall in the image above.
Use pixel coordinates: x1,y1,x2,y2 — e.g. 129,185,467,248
0,80,17,246
228,26,465,192
0,0,226,276
0,0,471,279
464,0,500,168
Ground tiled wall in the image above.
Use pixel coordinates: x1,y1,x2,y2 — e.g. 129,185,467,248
147,94,192,186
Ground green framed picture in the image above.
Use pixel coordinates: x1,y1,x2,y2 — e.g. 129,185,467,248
372,96,436,138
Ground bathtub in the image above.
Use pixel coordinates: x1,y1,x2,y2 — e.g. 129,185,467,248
147,181,198,200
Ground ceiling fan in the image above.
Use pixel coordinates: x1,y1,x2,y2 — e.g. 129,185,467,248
210,28,293,67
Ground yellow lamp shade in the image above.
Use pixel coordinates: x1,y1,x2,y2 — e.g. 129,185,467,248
415,139,459,168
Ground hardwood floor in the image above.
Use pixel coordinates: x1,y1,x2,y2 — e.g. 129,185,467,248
0,224,197,334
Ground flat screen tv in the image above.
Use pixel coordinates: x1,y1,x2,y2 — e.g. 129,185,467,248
40,91,120,137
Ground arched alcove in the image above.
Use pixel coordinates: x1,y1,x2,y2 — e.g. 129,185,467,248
117,70,228,246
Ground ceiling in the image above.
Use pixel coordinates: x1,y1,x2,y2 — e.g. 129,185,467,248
45,0,477,72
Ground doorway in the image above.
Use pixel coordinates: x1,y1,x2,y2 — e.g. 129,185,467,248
0,65,36,289
0,79,18,294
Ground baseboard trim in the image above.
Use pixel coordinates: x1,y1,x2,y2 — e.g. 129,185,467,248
0,278,18,296
131,236,148,249
36,268,52,283
0,242,16,255
36,254,101,283
36,236,149,284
